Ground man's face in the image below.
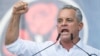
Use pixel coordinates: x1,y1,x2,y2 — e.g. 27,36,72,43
57,9,83,41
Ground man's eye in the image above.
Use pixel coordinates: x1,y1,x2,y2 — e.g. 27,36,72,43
57,18,63,23
66,18,73,22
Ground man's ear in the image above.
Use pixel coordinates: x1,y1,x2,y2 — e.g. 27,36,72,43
79,22,83,31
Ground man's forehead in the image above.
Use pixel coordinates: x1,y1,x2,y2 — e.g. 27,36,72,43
58,9,76,17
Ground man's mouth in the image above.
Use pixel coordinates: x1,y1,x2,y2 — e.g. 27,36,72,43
60,29,70,36
61,29,69,33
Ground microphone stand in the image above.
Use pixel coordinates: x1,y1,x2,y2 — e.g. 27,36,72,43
32,33,61,56
32,41,57,56
70,34,97,56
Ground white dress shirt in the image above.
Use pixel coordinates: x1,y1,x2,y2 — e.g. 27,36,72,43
6,38,100,56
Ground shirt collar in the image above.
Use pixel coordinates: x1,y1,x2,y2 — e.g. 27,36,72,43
57,39,85,50
72,39,84,49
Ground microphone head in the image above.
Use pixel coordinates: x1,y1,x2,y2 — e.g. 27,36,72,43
71,33,73,40
56,30,73,41
56,33,61,41
56,30,64,41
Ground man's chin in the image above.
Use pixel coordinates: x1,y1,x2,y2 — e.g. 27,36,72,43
61,36,71,41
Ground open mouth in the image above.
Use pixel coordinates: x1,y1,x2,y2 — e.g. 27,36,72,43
61,29,69,33
59,29,70,38
60,29,70,36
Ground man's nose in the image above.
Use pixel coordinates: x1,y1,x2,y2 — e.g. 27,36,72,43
61,20,68,26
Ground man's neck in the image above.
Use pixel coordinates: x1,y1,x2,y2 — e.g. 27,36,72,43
60,37,80,51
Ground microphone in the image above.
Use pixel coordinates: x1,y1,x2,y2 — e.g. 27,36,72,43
56,30,63,41
32,32,61,56
56,33,61,41
70,33,97,56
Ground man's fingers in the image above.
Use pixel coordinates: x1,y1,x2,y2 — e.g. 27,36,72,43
13,1,28,14
14,1,28,8
19,1,28,6
18,9,28,13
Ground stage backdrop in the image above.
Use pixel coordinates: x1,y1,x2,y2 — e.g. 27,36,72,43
0,0,100,56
